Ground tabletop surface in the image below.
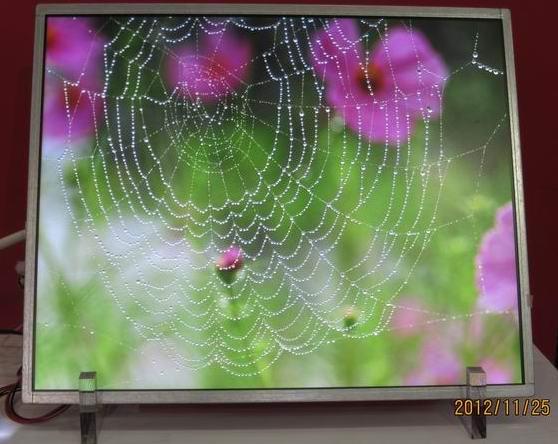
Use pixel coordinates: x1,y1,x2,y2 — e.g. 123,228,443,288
1,333,557,443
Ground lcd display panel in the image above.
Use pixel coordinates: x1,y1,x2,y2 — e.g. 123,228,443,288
23,4,533,403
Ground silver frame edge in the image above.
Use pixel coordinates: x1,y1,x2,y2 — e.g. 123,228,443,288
24,3,534,404
36,3,503,19
29,384,532,405
501,9,535,389
22,10,45,404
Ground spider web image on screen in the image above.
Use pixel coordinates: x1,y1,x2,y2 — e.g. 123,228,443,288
41,15,514,385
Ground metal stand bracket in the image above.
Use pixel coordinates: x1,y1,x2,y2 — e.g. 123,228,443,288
79,371,99,444
465,366,487,439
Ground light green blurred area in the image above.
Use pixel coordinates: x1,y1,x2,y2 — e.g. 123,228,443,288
34,16,521,390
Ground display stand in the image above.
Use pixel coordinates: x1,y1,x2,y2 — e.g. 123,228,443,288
79,372,99,444
464,366,487,439
74,368,490,442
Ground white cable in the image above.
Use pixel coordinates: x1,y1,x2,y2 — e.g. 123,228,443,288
0,230,26,251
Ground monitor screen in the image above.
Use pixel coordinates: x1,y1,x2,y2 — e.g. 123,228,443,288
27,8,530,399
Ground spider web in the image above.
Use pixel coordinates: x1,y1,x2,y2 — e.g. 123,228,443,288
43,15,509,383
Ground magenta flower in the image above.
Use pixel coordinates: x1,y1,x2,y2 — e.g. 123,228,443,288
216,245,244,271
310,19,447,145
42,79,101,141
46,17,104,86
216,246,244,284
166,29,251,103
390,297,428,336
479,358,514,384
43,17,105,144
475,203,518,312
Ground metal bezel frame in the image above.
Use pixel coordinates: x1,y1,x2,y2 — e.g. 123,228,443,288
22,3,534,404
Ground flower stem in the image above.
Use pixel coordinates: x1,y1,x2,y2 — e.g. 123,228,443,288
226,286,272,387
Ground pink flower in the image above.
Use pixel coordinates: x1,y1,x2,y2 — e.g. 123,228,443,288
405,336,461,385
43,17,105,143
216,246,244,284
475,203,518,312
390,297,428,336
42,79,101,141
216,245,244,271
479,358,514,384
310,20,447,145
166,28,251,103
